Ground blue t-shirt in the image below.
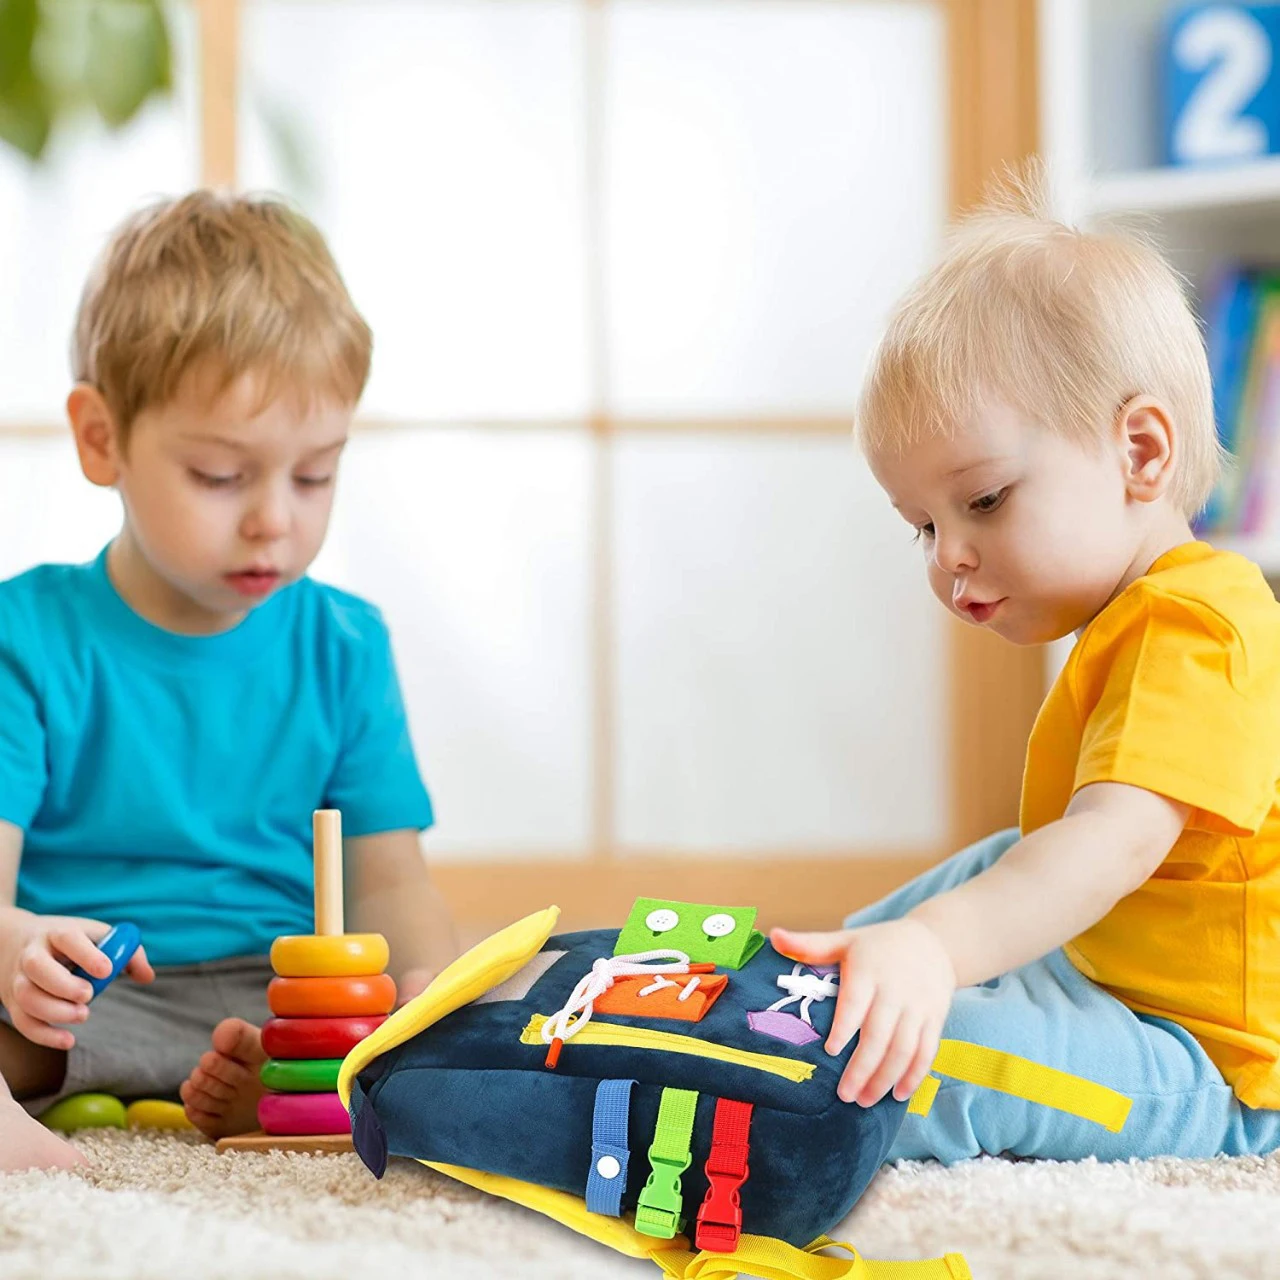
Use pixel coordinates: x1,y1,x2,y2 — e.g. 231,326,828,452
0,548,433,966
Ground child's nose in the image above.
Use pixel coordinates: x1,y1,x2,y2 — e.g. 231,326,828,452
932,528,977,574
242,489,291,541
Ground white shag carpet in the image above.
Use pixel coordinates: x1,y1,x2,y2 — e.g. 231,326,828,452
2,1132,1279,1279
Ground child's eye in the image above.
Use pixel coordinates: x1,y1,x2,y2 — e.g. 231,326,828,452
189,469,240,489
911,523,936,544
294,474,334,489
971,488,1007,514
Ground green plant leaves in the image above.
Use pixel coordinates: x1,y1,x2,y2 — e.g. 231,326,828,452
0,0,171,160
86,0,170,128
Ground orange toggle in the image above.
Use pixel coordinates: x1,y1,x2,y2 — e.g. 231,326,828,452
594,972,729,1023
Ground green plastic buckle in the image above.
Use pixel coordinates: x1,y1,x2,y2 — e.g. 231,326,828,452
634,1148,691,1238
634,1085,698,1239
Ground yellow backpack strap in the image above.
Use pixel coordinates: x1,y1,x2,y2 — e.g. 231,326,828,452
906,1074,939,1117
651,1234,970,1280
908,1039,1131,1132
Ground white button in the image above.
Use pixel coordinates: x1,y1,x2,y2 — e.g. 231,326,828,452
645,908,679,933
596,1155,621,1180
702,913,737,938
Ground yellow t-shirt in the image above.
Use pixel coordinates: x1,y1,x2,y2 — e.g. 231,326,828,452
1021,540,1280,1109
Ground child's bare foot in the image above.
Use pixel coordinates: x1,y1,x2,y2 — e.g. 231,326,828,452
180,1017,268,1139
0,1094,85,1172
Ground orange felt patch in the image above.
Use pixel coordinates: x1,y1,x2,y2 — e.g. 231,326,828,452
594,971,728,1022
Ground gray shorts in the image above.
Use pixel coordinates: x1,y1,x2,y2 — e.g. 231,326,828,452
0,955,275,1115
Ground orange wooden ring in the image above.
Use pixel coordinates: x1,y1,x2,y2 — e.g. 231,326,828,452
267,973,397,1018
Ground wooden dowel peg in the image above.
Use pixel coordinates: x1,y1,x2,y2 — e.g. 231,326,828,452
313,809,344,936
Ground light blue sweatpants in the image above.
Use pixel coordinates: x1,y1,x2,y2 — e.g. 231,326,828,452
842,828,1280,1165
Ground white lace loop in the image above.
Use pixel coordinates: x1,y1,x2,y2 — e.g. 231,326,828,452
767,963,839,1026
540,949,696,1045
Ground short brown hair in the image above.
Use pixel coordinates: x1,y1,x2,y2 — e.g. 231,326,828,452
73,190,372,438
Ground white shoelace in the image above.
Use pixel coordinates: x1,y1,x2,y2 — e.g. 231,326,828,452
540,949,700,1047
765,963,839,1026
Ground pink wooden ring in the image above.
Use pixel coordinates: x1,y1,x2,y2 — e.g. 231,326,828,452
258,1091,351,1136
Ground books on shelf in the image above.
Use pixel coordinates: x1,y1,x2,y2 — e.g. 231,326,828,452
1198,266,1280,544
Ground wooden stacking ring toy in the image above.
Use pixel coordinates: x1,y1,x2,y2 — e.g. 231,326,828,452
262,1014,387,1060
258,1091,350,1136
267,973,396,1018
270,932,390,978
260,1058,343,1093
217,811,392,1152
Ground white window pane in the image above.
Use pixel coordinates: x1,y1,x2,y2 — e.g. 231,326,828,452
605,0,946,415
0,6,200,425
312,429,592,855
0,436,121,580
614,435,946,852
240,0,591,421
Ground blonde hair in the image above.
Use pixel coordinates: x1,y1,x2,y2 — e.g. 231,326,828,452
856,170,1222,515
73,190,371,440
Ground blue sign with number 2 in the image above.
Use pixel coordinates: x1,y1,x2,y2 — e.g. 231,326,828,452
1166,3,1280,165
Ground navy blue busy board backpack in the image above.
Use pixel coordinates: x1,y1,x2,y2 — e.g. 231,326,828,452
338,899,1131,1279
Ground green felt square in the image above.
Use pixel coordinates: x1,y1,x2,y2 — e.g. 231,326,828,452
614,897,765,969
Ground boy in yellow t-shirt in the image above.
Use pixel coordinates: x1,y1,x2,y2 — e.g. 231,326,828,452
771,177,1280,1164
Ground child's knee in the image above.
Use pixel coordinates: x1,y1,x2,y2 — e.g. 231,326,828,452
940,986,1040,1060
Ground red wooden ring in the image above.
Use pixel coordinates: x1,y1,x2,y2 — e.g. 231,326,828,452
261,1015,388,1060
258,1092,351,1137
266,973,397,1018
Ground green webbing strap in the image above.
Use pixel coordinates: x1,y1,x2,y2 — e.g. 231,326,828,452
635,1087,699,1239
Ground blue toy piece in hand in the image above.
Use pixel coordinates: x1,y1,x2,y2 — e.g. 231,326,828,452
71,923,142,999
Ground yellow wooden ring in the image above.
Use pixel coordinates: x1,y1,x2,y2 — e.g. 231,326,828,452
270,933,389,978
126,1099,196,1131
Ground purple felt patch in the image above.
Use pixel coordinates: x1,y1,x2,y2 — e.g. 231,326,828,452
747,1009,821,1047
808,965,838,978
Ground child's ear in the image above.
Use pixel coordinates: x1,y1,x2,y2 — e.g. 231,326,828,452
67,384,124,487
1115,396,1175,503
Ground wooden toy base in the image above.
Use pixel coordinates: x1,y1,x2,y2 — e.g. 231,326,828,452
215,1130,353,1155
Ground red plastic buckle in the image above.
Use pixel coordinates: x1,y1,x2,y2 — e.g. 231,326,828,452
695,1099,753,1253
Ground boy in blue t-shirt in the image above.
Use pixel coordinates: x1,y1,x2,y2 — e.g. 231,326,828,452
0,192,455,1171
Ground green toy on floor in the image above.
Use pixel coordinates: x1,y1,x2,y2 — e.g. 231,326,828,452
41,1094,194,1132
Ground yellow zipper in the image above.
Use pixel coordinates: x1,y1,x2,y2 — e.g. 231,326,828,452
520,1014,815,1083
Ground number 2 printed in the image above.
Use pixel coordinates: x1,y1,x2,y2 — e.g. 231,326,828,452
1173,6,1272,164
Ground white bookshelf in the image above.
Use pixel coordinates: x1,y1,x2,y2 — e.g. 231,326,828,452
1040,0,1280,580
1088,157,1280,217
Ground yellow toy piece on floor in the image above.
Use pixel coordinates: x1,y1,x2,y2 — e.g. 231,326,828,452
126,1099,195,1130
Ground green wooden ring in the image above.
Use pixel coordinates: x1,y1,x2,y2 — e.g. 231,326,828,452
259,1058,344,1093
41,1092,127,1132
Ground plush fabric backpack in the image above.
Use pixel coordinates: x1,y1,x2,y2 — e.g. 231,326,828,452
338,900,1131,1279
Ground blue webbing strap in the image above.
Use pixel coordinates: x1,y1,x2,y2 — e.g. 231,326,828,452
586,1077,636,1216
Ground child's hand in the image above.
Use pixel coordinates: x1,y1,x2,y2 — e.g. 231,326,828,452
0,913,155,1050
769,917,955,1107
